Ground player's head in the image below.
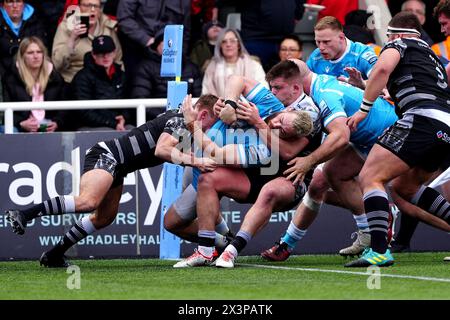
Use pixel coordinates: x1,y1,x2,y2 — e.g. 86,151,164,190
266,110,313,139
386,11,422,41
434,0,450,36
266,60,310,106
314,16,347,60
194,94,219,131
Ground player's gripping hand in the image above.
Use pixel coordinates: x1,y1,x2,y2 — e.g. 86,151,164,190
284,156,314,185
213,98,226,117
236,100,263,126
195,157,217,172
182,94,197,125
346,111,368,132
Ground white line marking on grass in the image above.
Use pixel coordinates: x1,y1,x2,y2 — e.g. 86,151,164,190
239,264,450,283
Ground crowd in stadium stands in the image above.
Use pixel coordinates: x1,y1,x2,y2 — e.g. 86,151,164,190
0,0,448,133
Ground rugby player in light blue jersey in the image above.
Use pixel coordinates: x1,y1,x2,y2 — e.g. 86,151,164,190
168,74,321,268
307,16,377,89
261,59,398,262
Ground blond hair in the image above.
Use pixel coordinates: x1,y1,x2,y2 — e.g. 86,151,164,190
292,110,313,137
314,16,343,32
16,37,52,96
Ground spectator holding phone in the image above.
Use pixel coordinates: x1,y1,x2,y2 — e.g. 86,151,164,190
52,0,122,83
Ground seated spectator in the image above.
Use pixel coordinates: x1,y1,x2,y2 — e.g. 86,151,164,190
27,0,66,52
202,28,267,97
71,35,131,131
0,0,47,76
191,0,217,48
131,29,202,120
266,34,303,70
343,10,382,55
2,36,68,133
190,19,224,73
278,34,303,61
52,0,122,83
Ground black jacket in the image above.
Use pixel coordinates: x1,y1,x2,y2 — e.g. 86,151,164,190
0,11,47,76
2,64,68,131
220,0,305,41
131,52,202,99
71,53,130,129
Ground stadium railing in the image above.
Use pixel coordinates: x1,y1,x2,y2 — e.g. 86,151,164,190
0,98,199,134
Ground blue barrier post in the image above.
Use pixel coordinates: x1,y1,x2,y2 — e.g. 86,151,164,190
159,25,185,259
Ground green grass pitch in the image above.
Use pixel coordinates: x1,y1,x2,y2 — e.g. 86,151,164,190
1,252,450,300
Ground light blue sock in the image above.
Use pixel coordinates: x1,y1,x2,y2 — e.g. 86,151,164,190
215,217,229,235
353,214,370,233
281,221,307,249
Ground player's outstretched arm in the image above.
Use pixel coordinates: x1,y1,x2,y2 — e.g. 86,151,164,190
155,132,217,172
347,48,400,132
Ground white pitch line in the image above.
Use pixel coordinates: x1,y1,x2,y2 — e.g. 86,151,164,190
239,263,450,283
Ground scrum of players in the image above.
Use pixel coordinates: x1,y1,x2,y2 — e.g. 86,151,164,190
5,11,450,269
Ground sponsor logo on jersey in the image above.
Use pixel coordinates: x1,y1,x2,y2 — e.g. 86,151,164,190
437,130,450,143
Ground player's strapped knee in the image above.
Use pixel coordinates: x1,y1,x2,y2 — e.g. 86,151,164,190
412,185,450,222
302,191,322,212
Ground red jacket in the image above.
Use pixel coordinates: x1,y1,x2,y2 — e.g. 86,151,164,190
307,0,358,25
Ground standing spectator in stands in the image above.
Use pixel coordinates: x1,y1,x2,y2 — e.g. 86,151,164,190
0,0,47,76
190,19,224,73
52,0,122,83
27,0,66,52
130,29,202,120
2,36,67,132
401,0,433,45
220,0,305,71
343,10,382,55
202,28,267,97
103,0,119,19
117,0,191,94
71,35,131,131
191,0,217,49
432,0,450,61
307,0,358,25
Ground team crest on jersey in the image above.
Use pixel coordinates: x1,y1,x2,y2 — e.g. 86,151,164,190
362,51,377,65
